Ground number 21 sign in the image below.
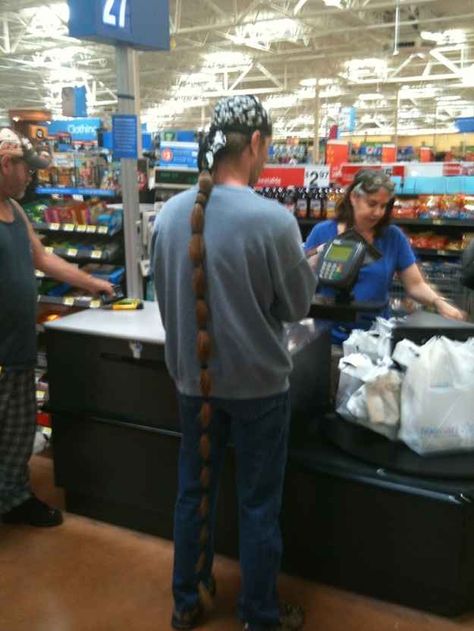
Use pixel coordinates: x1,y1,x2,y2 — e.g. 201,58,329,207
68,0,170,51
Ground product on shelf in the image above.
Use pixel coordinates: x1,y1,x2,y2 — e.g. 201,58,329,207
24,200,123,231
81,264,125,285
393,195,474,221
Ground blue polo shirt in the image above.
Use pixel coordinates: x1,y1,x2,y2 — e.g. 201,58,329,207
305,220,416,343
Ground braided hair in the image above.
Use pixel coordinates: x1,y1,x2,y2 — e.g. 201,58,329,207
188,168,214,595
187,95,272,602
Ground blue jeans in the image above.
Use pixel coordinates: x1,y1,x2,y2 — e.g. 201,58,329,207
173,390,291,627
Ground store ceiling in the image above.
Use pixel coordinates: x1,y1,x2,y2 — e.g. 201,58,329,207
0,0,473,138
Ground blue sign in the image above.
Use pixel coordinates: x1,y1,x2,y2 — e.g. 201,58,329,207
68,0,170,51
160,141,198,169
339,107,357,133
48,118,102,142
112,114,138,159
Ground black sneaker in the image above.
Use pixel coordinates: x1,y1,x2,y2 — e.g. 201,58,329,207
243,602,305,631
2,496,63,527
171,575,217,630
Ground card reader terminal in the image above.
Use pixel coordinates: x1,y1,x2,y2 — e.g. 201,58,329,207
317,239,367,290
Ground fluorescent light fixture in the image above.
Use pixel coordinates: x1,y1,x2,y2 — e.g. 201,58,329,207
263,94,299,110
300,78,317,87
234,17,307,49
323,0,345,7
202,52,251,68
421,29,466,45
344,58,388,81
358,93,383,101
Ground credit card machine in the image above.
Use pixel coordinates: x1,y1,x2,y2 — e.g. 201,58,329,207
316,239,367,290
310,229,384,318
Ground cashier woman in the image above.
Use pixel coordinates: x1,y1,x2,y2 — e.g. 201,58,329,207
305,169,465,343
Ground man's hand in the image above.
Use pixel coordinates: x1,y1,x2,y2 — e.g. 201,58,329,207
87,277,114,297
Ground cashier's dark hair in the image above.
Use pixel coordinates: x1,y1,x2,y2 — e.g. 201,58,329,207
189,96,272,602
336,169,396,237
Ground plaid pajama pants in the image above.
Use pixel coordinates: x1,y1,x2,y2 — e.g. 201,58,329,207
0,369,36,514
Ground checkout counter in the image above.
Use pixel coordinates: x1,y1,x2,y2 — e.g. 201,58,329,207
45,300,474,617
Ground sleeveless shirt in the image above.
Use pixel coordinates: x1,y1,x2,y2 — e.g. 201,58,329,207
0,201,37,368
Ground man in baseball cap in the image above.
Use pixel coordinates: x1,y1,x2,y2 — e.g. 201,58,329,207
0,128,114,528
0,127,51,171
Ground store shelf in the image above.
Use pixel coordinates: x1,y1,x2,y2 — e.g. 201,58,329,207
38,295,102,309
36,187,118,198
414,248,463,258
155,183,193,190
395,219,474,228
33,222,121,236
43,246,116,262
297,218,324,226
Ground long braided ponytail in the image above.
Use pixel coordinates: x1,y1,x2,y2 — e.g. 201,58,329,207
188,168,215,604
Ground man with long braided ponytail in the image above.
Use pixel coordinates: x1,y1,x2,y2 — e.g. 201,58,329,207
152,95,316,631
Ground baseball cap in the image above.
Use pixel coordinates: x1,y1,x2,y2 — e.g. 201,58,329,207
0,128,50,170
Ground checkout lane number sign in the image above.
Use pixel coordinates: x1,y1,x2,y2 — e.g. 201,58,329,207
102,0,131,32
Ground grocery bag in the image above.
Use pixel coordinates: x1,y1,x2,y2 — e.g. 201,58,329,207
337,354,402,440
400,336,474,455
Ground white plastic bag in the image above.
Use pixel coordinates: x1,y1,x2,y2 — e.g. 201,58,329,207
400,336,474,455
343,318,395,362
337,354,402,440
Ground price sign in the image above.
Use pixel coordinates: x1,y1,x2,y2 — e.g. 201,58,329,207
49,223,60,231
64,224,75,232
86,225,97,233
76,225,87,233
68,0,170,51
64,297,75,306
91,250,102,259
98,226,109,234
304,166,330,188
67,248,78,257
91,300,101,309
45,247,54,254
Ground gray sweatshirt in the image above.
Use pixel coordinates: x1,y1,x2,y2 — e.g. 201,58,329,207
152,184,316,399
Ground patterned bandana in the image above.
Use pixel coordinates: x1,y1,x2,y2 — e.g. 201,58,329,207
201,95,272,170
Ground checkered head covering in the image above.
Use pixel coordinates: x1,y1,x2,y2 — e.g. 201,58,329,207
201,95,272,170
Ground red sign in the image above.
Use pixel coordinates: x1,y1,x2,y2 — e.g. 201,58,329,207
443,163,463,176
382,145,397,163
255,166,306,189
326,141,349,182
336,163,406,187
161,148,174,163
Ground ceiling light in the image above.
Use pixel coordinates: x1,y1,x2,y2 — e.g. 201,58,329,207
300,78,317,88
202,52,251,68
323,0,345,7
263,94,299,110
420,29,466,45
344,58,388,81
358,93,384,101
233,17,307,49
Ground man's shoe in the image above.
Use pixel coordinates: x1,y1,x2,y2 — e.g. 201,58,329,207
171,603,204,631
243,602,305,631
2,496,63,527
171,575,217,630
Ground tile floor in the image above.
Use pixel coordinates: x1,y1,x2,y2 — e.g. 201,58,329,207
1,454,474,631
